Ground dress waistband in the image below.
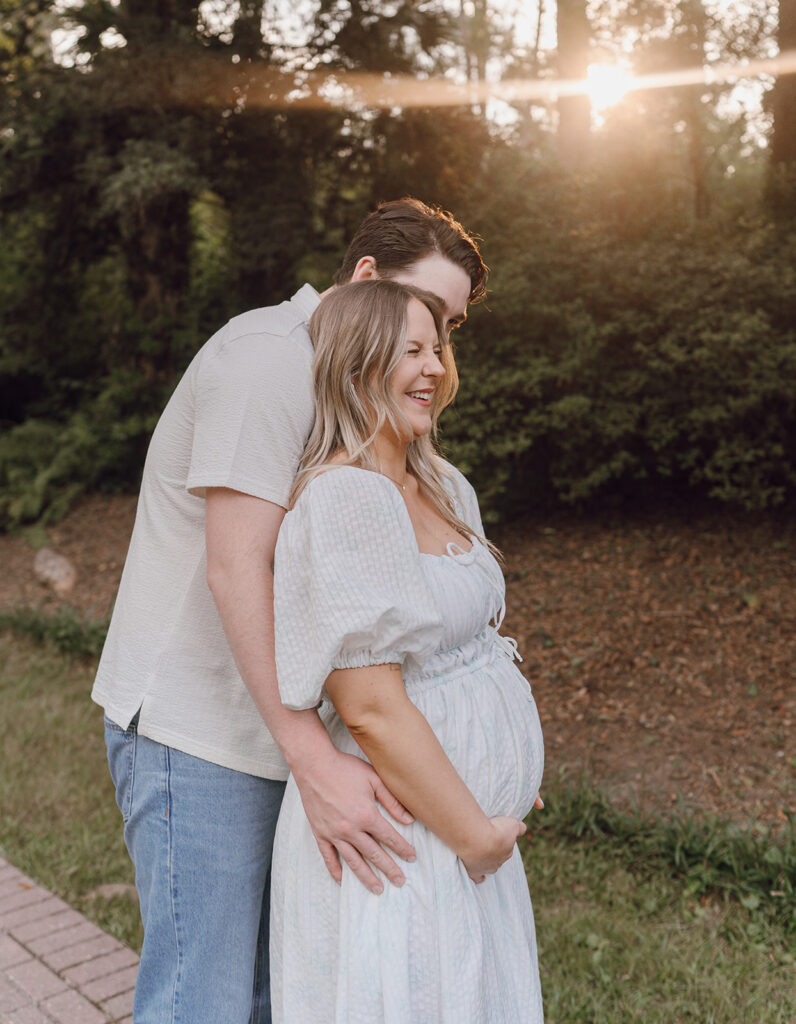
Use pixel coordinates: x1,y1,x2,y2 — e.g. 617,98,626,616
402,628,521,695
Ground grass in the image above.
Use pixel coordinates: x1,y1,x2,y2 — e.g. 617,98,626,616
522,776,795,1022
526,836,794,1023
1,626,793,1021
0,630,142,948
530,773,795,938
0,605,109,658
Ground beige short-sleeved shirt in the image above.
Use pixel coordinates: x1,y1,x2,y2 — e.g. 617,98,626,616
91,284,320,779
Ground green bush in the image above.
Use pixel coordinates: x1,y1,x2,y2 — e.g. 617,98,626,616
0,370,164,529
3,156,796,529
0,606,108,658
443,169,796,521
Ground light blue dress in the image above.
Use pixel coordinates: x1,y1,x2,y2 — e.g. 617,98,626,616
271,465,545,1023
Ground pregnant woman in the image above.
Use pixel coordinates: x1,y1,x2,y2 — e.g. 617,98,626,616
271,279,545,1023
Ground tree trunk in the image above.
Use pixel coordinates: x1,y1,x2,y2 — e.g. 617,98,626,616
459,0,490,116
111,0,201,376
532,0,545,74
120,0,199,46
681,3,711,220
233,0,270,60
768,0,796,217
556,0,591,170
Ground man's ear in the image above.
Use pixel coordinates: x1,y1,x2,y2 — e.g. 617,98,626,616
350,256,378,281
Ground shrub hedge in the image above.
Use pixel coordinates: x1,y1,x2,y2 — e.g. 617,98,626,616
2,172,795,528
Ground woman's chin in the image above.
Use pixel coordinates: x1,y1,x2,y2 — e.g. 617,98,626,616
408,416,433,440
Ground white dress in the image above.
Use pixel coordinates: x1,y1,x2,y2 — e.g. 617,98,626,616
271,465,545,1024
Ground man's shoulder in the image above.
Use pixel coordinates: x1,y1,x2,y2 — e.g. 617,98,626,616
221,302,308,346
206,286,319,360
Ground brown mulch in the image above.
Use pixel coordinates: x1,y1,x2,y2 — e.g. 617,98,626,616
498,514,795,829
1,495,794,828
0,496,137,620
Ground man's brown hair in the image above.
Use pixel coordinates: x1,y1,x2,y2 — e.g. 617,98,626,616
333,197,488,303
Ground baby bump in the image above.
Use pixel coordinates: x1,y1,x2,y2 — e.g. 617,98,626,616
410,663,544,821
321,661,544,821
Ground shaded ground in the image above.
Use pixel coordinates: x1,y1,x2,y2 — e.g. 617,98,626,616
1,495,794,828
498,514,795,828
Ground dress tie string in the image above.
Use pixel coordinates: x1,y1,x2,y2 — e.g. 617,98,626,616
445,540,478,565
495,633,523,663
446,539,523,664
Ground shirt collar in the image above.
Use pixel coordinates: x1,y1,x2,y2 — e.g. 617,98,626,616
291,283,322,321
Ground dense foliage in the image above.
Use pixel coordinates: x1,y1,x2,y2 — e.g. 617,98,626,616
1,0,795,527
444,160,796,519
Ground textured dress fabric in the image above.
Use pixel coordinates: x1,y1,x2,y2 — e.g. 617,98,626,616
271,466,545,1023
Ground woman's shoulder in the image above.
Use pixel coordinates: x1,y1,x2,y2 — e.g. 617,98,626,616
438,460,475,497
437,460,480,522
278,465,423,576
297,464,403,511
284,466,411,552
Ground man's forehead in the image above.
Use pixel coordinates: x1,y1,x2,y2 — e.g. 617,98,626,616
392,254,471,320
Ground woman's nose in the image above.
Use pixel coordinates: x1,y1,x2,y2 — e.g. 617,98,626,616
424,352,445,377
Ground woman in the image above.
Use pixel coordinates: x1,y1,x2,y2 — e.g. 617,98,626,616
271,279,544,1022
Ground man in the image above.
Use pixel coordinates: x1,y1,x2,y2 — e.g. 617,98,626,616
93,197,487,1023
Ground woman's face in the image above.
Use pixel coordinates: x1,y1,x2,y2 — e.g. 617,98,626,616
388,298,446,441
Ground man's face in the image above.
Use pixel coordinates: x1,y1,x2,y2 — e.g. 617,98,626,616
390,253,471,336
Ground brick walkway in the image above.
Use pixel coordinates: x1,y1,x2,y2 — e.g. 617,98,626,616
0,858,138,1024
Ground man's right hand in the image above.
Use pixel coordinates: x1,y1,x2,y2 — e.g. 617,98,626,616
290,745,417,894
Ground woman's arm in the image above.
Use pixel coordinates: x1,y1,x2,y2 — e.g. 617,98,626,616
325,664,526,880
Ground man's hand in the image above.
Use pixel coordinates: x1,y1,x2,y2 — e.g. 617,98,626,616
290,746,417,894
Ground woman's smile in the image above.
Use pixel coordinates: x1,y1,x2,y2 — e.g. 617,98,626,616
389,299,445,439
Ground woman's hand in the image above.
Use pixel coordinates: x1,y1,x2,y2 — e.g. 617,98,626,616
461,816,527,883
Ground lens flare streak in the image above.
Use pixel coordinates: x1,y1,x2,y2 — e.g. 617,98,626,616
104,49,796,112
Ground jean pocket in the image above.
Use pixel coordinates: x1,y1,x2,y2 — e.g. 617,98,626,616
104,716,137,823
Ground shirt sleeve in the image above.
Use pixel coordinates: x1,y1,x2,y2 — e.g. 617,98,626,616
186,328,314,509
273,467,445,710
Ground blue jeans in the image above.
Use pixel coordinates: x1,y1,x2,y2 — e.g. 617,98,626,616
105,716,286,1024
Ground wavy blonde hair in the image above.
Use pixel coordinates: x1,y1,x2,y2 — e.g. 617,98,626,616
290,280,477,543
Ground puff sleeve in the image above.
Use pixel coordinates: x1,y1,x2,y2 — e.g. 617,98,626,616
273,467,445,710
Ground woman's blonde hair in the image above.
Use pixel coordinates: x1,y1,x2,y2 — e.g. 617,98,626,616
290,279,478,543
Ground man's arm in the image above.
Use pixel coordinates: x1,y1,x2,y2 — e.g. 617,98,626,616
205,487,415,893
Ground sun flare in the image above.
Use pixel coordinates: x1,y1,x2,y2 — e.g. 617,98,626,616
586,64,634,110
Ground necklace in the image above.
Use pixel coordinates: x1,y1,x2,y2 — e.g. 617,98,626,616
382,468,408,492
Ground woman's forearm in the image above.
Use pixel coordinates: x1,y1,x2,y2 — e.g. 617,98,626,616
325,665,499,864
